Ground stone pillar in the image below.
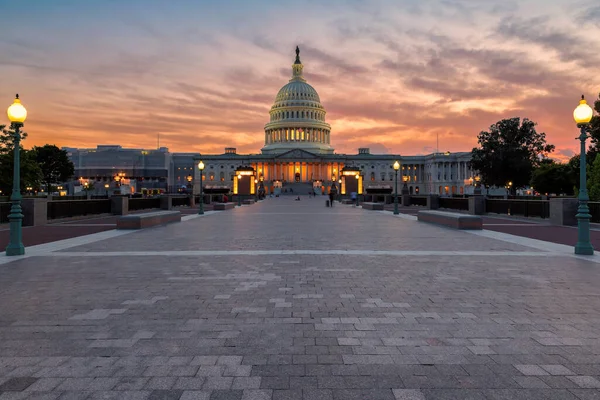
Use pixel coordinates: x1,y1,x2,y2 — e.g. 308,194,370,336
21,197,48,227
468,195,485,215
111,196,129,215
426,194,439,210
550,197,578,226
160,195,173,210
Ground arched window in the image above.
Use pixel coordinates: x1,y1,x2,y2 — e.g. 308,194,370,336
286,111,289,118
220,172,225,181
380,173,385,181
370,172,375,181
302,111,304,118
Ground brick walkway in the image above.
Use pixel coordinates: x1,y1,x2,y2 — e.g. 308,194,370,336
0,197,600,399
382,204,600,250
0,206,211,248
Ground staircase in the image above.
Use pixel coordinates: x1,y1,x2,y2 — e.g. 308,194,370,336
281,182,314,195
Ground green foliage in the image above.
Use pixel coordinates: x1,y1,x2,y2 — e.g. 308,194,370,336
588,154,600,201
471,118,555,191
530,161,576,195
587,93,600,153
31,144,74,193
0,124,41,194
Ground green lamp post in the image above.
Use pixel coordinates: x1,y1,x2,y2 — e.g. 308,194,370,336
574,95,594,255
198,161,205,215
6,94,27,256
393,161,400,215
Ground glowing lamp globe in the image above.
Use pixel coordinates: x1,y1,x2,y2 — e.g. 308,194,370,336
198,161,205,171
7,94,27,123
393,161,400,171
574,95,593,125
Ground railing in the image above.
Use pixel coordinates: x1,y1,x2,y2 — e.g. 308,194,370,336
439,197,469,211
410,196,427,206
129,197,161,211
47,200,111,220
485,199,549,218
0,202,11,223
172,196,190,207
589,202,600,223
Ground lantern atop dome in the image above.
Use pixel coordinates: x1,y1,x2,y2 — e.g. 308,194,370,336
291,45,305,82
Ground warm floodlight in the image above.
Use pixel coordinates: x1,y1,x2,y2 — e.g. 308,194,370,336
7,94,27,123
574,95,593,125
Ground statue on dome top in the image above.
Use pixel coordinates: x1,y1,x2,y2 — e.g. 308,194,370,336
294,46,301,64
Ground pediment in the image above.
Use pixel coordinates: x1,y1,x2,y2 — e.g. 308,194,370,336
274,149,318,159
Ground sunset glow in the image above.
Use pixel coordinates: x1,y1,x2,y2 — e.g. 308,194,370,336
0,0,599,160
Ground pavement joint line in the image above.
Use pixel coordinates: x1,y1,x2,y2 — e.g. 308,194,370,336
465,228,600,263
381,210,600,263
0,210,220,265
42,250,563,257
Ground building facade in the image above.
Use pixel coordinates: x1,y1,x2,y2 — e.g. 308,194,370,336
66,47,483,197
193,47,478,196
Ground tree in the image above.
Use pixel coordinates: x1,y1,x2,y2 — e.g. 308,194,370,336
31,145,74,194
586,93,600,154
530,161,575,195
0,125,41,195
589,155,600,201
470,118,555,193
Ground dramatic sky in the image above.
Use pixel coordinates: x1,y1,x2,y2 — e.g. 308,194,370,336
1,0,599,159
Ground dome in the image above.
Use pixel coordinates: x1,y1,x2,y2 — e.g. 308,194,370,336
261,46,333,156
275,81,321,103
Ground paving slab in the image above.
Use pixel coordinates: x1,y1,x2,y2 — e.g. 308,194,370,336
0,197,598,399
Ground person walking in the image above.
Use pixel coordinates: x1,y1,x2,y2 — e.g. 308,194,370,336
329,191,334,208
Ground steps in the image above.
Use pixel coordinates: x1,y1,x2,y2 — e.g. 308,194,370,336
280,182,314,195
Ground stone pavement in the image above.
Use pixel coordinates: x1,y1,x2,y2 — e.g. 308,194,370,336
0,207,207,248
384,205,600,249
1,197,600,399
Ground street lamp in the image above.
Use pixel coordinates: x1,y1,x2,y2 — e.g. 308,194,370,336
237,173,242,206
355,174,360,206
198,161,205,215
474,176,481,195
6,94,27,256
574,95,594,255
393,161,400,215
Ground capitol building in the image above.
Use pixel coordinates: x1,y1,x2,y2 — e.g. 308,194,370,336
67,47,477,197
193,47,475,197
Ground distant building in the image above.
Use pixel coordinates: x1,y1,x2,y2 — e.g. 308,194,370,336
65,48,489,197
192,47,478,197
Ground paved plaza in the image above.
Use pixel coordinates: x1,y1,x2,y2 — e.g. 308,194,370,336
2,198,600,399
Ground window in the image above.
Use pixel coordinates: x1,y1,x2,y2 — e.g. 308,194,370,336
220,172,225,181
370,172,375,181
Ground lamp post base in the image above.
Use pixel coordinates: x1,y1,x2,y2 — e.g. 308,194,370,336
6,214,24,256
575,243,594,255
6,244,24,256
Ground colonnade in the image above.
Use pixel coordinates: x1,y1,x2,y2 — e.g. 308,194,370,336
265,128,330,145
251,161,343,183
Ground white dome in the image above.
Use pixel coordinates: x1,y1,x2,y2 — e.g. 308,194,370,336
275,81,321,103
261,46,333,156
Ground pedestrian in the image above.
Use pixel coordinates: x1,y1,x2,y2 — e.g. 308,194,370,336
329,191,334,207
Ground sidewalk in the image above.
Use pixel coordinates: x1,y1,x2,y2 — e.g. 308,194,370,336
0,206,210,248
382,205,600,250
